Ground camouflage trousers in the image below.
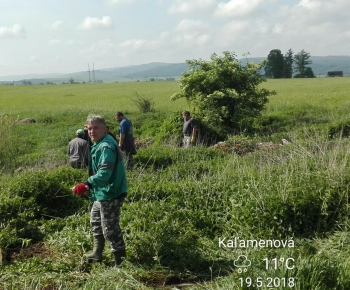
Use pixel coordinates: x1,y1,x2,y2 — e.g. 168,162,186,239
90,197,125,252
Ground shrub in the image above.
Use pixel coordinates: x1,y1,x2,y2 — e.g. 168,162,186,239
171,51,275,136
153,111,183,145
328,120,350,138
133,92,154,113
0,167,88,250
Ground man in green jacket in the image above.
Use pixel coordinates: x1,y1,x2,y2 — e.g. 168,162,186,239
72,114,127,267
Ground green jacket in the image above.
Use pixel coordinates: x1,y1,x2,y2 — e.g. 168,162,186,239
87,134,127,201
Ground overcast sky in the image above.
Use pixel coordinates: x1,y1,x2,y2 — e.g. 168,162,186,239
0,0,349,76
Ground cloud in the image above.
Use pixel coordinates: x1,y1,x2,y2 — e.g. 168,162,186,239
119,38,156,54
107,0,142,5
80,39,117,60
215,0,275,18
0,24,25,39
273,23,283,34
50,20,63,30
48,39,61,46
298,0,321,9
78,16,113,30
168,0,216,14
30,56,38,63
176,19,210,32
173,20,211,48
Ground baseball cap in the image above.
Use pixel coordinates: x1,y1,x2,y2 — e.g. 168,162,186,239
76,129,85,136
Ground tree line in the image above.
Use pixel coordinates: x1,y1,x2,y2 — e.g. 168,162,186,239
264,49,315,78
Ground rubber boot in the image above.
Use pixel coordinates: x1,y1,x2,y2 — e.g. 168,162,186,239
113,249,126,267
85,235,105,262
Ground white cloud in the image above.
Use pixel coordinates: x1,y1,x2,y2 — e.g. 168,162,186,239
173,20,211,48
215,0,275,18
273,23,283,34
0,24,25,39
298,0,321,9
78,16,113,30
50,20,63,30
48,39,61,46
30,56,38,62
220,20,250,38
176,19,210,32
107,0,142,5
168,0,216,14
80,39,117,60
119,38,157,53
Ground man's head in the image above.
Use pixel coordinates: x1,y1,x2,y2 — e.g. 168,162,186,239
115,112,125,123
76,129,85,138
85,114,107,143
182,111,191,121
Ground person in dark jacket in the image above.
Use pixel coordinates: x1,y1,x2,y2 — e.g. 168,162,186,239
67,129,89,168
182,111,197,148
72,114,127,267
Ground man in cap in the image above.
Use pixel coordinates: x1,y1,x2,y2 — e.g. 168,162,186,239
182,111,197,148
68,129,89,169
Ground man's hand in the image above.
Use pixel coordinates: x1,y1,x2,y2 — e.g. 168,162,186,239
72,183,90,196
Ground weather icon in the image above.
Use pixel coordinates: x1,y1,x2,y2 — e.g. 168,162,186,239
234,255,252,273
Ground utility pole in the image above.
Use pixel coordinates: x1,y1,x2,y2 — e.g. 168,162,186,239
88,63,91,83
93,63,95,83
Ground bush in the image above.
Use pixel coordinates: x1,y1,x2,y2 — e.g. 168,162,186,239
171,51,275,136
153,111,183,145
328,120,350,138
133,93,154,113
153,111,224,146
0,167,88,250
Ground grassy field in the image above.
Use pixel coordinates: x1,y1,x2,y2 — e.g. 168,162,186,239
0,81,183,115
1,78,350,289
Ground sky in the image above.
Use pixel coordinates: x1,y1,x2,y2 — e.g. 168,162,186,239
0,0,349,77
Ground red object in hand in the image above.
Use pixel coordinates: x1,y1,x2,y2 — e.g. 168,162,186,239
72,183,89,195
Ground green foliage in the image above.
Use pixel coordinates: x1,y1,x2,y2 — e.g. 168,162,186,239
294,49,312,78
153,111,183,145
0,167,88,250
283,49,294,78
171,51,275,136
265,49,284,78
132,111,166,137
133,92,155,113
152,111,224,146
304,67,315,78
328,120,350,138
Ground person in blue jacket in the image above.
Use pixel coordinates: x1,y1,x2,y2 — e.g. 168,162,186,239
115,112,137,169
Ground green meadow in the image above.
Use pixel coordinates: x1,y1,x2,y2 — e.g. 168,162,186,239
1,77,350,289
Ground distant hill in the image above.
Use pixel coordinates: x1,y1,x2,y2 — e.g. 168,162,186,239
309,56,350,76
1,56,349,85
64,62,181,82
122,63,188,78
